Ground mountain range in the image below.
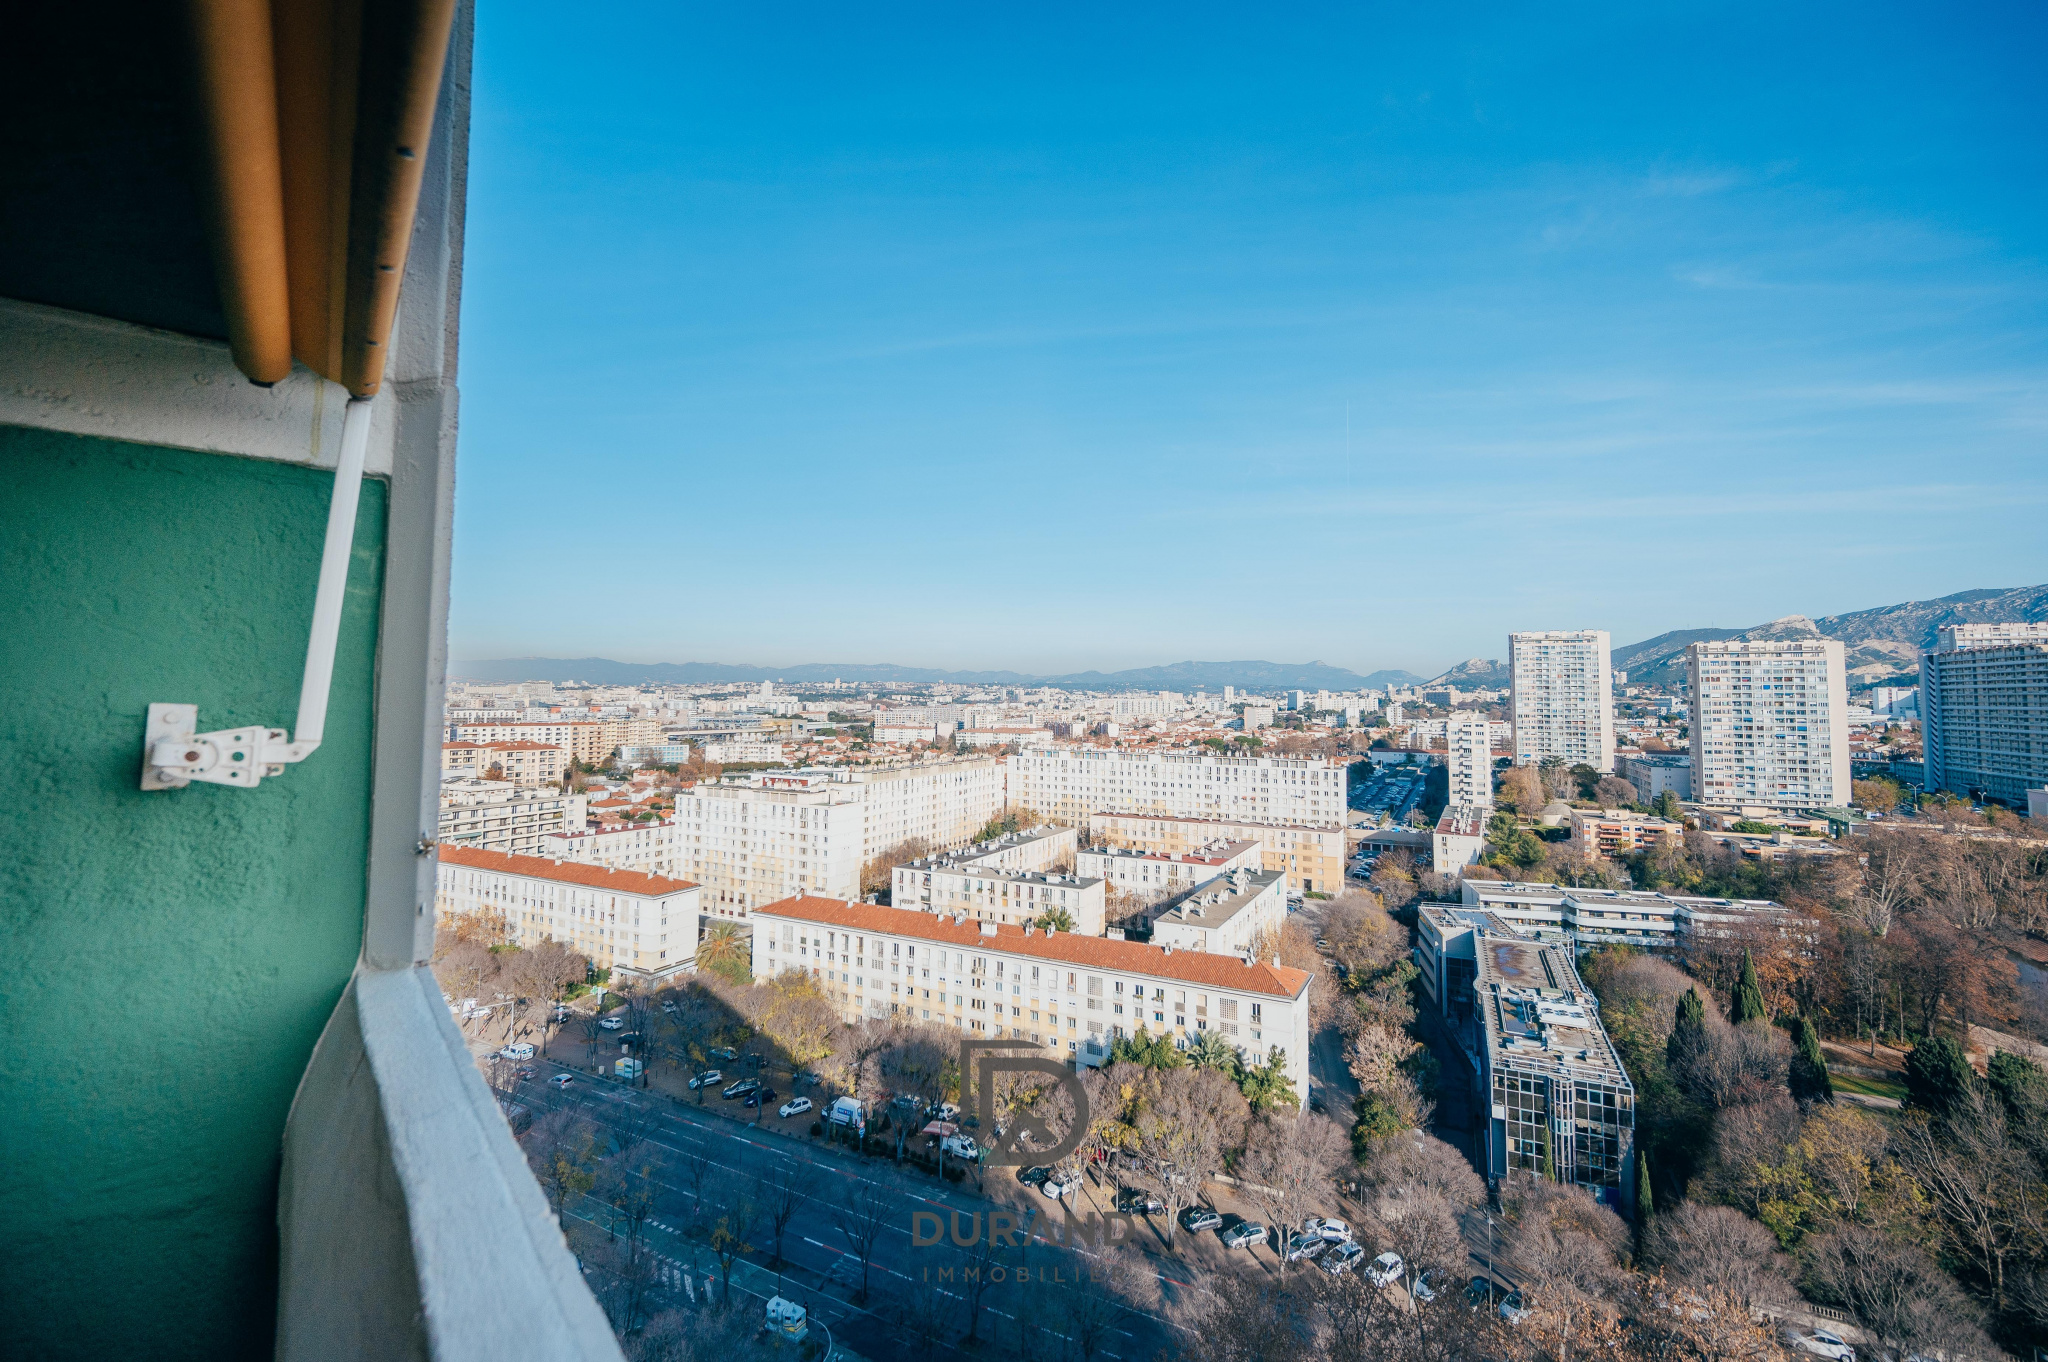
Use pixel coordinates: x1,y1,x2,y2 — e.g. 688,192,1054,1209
449,656,1427,692
455,584,2046,694
1425,584,2048,691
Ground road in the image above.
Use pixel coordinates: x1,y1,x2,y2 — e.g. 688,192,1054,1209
502,1058,1348,1361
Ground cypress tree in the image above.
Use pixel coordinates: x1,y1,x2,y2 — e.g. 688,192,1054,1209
1667,987,1708,1072
1731,950,1768,1026
1633,1148,1655,1231
1790,1014,1834,1103
1904,1034,1975,1118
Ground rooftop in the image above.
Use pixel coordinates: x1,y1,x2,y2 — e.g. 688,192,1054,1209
1474,934,1630,1087
755,896,1312,997
1150,867,1285,930
437,845,697,897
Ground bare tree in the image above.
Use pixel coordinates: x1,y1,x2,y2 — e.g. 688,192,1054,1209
1238,1111,1347,1269
704,1174,758,1305
831,1178,891,1304
756,1163,814,1269
1132,1066,1246,1246
1360,1130,1484,1208
1805,1223,1996,1359
1641,1202,1794,1309
1890,1102,2047,1312
1060,1246,1146,1361
522,1105,599,1223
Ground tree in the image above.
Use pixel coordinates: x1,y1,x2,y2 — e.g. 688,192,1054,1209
757,1163,813,1270
830,1179,891,1304
1131,1066,1245,1247
1593,775,1639,807
1651,790,1682,820
1790,1014,1834,1104
1730,950,1768,1025
1633,1148,1655,1240
706,1184,757,1306
1667,987,1709,1075
1805,1223,1996,1359
1238,1111,1346,1270
696,922,751,986
1641,1202,1794,1309
1903,1033,1974,1117
522,1107,599,1223
1238,1047,1300,1112
1032,904,1076,932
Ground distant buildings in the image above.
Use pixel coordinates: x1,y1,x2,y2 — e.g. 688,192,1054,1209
1007,747,1348,836
1077,838,1263,900
670,760,1006,918
436,781,587,856
1509,630,1615,773
892,827,1106,936
1567,807,1683,858
1446,713,1494,806
435,845,701,985
1430,804,1487,873
1616,751,1693,803
1920,623,2048,806
1688,638,1850,809
442,739,567,788
1088,810,1348,895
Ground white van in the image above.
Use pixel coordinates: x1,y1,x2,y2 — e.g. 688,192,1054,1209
499,1042,536,1060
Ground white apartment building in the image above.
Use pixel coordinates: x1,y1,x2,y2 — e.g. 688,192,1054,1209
1431,804,1488,873
437,781,588,857
441,739,568,788
435,845,701,984
889,857,1107,937
1937,622,2048,651
749,897,1312,1094
1688,639,1850,809
1510,630,1615,772
543,818,679,879
1009,747,1348,834
1617,752,1693,802
1110,692,1185,719
1144,867,1288,956
1921,626,2048,807
940,825,1078,874
1446,713,1495,806
1089,810,1347,895
669,760,1007,919
1076,838,1263,900
453,720,611,765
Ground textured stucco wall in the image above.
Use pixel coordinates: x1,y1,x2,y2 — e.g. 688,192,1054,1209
0,426,385,1359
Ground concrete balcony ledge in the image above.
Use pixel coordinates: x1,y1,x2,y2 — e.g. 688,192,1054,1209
278,965,624,1362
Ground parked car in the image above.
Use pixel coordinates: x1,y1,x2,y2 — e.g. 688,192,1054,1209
549,1073,574,1087
930,1102,961,1122
515,1066,537,1081
1219,1221,1268,1249
1115,1188,1165,1215
660,1001,678,1014
1180,1207,1223,1233
743,1087,779,1109
1366,1252,1405,1287
597,1016,624,1031
1304,1216,1351,1242
1498,1289,1529,1325
498,1043,535,1060
1043,1172,1081,1199
1411,1268,1444,1303
1017,1166,1053,1188
687,1070,722,1090
710,1047,739,1062
1284,1232,1330,1263
1786,1330,1856,1361
1318,1242,1366,1276
793,1070,820,1086
778,1097,813,1118
722,1078,760,1100
941,1133,980,1160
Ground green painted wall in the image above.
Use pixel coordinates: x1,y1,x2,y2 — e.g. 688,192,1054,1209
0,428,386,1359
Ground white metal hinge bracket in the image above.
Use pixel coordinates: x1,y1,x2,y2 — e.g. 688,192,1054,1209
137,393,371,793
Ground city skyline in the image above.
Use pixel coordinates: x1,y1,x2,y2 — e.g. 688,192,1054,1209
456,4,2046,672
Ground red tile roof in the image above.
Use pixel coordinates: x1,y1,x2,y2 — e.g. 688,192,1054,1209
755,896,1311,998
437,844,698,896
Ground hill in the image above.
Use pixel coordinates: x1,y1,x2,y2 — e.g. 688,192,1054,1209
1614,584,2048,688
1419,657,1510,689
449,656,1412,693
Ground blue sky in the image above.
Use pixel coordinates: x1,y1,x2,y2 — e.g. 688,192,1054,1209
453,2,2047,677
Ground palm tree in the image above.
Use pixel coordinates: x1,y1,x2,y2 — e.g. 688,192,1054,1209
696,922,751,985
1186,1030,1240,1075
